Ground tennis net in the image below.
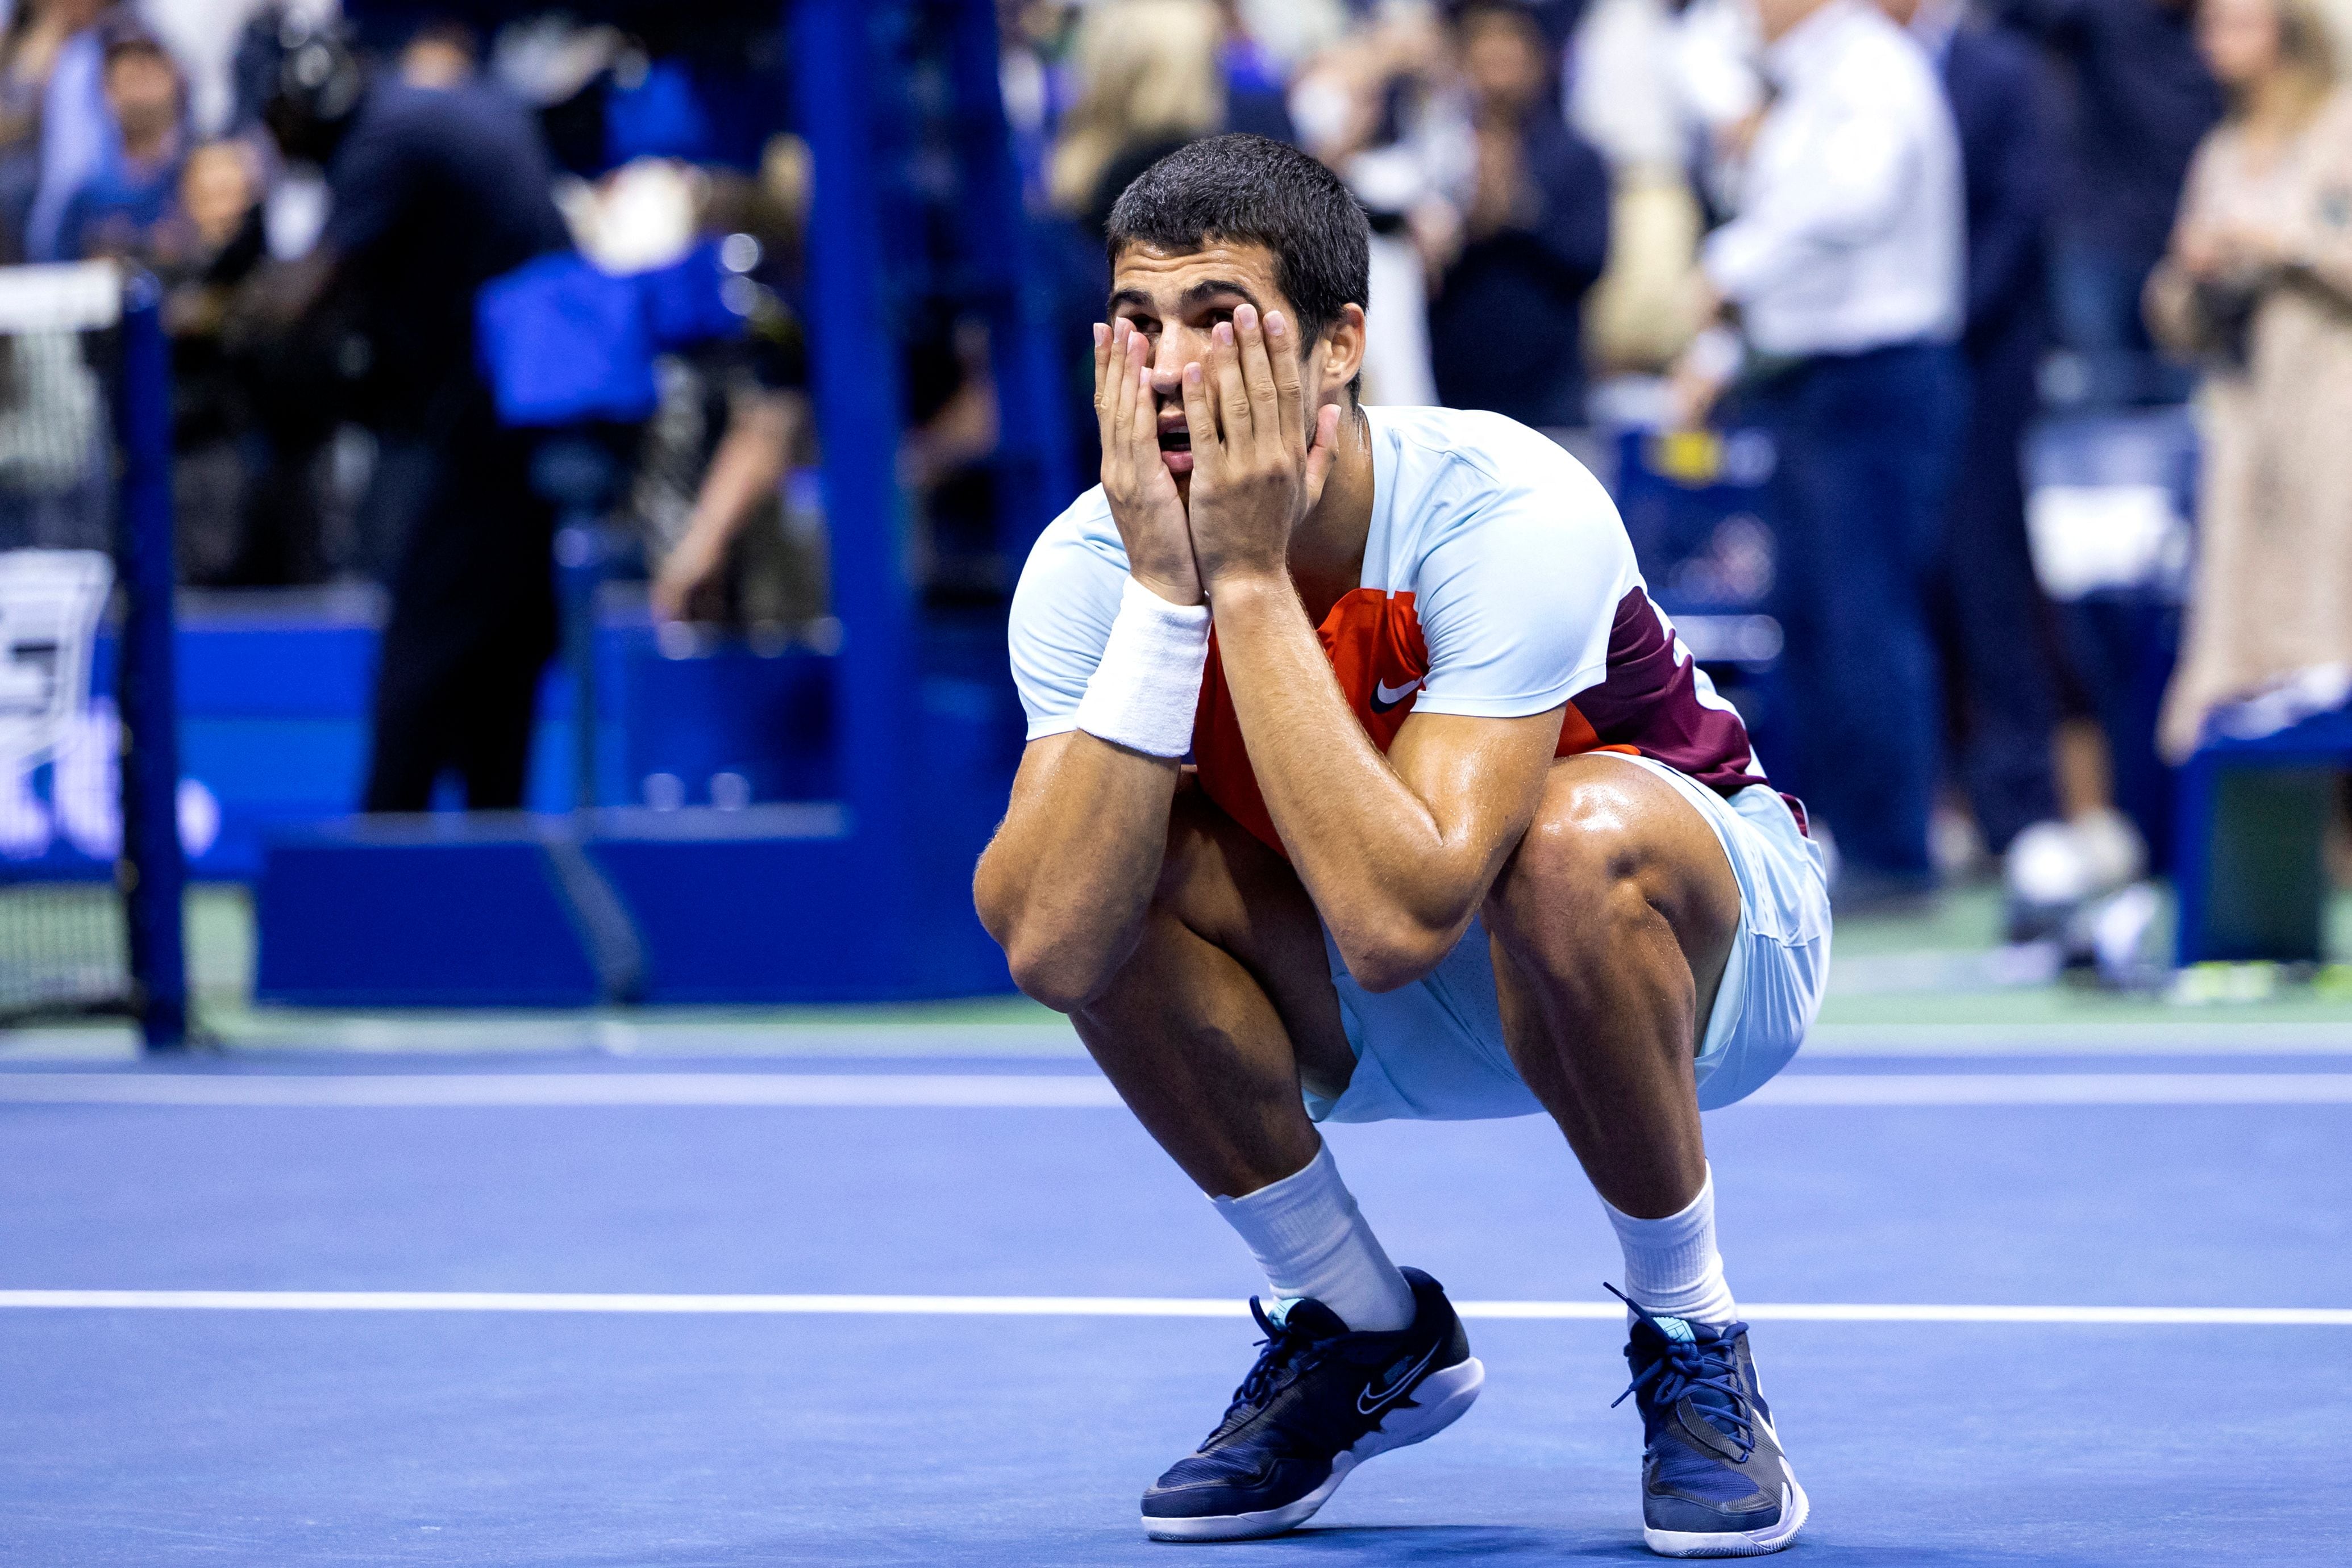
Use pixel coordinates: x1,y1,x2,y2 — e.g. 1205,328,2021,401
0,262,186,1043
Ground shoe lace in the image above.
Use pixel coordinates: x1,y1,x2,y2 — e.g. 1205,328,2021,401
1220,1297,1317,1420
1605,1283,1756,1462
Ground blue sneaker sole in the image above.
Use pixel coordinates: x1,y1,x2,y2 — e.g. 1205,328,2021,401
1141,1357,1485,1542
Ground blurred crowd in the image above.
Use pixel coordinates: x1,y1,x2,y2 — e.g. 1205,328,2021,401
0,0,2342,903
1010,0,2352,915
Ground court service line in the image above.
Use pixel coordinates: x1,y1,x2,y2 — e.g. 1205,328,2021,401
5,1071,2352,1107
0,1289,2345,1326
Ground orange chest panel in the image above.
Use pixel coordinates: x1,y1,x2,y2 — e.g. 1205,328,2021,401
1192,588,1422,852
1189,587,1604,853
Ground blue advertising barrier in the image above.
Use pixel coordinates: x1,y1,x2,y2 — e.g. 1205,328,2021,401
257,821,608,1007
2172,702,2352,966
252,673,1022,1006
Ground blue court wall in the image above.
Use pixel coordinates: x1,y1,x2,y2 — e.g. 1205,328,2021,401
0,602,1022,886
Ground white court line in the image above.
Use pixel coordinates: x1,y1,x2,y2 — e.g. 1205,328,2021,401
0,1289,2344,1325
1804,1023,2352,1057
5,1071,2352,1107
1748,1073,2352,1106
0,1073,1125,1107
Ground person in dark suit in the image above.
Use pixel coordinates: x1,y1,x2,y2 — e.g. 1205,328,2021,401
258,26,572,812
1427,0,1612,428
1880,0,2067,861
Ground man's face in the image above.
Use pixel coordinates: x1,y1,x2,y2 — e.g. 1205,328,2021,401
106,53,181,147
1107,239,1317,501
181,143,255,249
1459,10,1548,116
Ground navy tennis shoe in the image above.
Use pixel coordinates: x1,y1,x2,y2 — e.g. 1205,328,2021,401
1140,1266,1484,1541
1611,1285,1808,1557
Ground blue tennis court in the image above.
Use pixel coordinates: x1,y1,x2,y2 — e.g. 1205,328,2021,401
5,1027,2347,1566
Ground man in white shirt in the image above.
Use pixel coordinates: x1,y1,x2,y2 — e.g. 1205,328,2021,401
979,134,1827,1556
1672,0,1966,900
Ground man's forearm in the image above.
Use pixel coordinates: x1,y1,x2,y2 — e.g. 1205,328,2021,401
1206,575,1488,979
975,733,1180,1011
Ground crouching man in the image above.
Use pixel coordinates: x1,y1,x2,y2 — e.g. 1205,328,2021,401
975,134,1830,1556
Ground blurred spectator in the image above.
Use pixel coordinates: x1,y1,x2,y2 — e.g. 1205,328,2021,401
1573,0,1709,374
1995,0,2221,406
174,130,253,252
1425,0,1610,426
1048,0,1224,235
397,18,475,90
1673,0,1965,900
2148,0,2352,759
137,0,277,137
59,30,186,262
1211,0,1297,144
1881,0,2068,861
647,139,817,626
647,372,809,626
157,135,270,585
1227,0,1353,67
256,25,571,812
1040,0,1224,481
1,0,117,262
1285,5,1466,404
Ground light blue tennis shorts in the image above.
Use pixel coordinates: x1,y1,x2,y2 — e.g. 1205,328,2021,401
1303,753,1832,1123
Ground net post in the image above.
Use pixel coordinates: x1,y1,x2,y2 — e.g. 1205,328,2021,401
115,272,188,1050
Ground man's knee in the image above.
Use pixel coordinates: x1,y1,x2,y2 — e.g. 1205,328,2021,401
1492,777,1654,944
1487,764,1738,983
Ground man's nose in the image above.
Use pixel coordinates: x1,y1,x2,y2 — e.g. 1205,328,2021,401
1148,327,1198,393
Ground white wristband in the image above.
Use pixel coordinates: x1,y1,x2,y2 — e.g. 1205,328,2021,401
1075,576,1211,758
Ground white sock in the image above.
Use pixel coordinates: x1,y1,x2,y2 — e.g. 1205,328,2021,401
1602,1163,1738,1327
1212,1141,1417,1332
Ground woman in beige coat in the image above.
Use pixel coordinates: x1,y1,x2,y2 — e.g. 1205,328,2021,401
2147,0,2352,760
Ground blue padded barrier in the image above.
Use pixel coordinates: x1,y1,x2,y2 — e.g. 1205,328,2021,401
2172,703,2352,966
255,819,606,1007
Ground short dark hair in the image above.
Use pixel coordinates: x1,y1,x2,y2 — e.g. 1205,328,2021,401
1105,133,1370,356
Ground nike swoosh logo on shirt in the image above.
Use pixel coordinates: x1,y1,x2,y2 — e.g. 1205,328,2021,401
1370,678,1422,713
1356,1339,1443,1416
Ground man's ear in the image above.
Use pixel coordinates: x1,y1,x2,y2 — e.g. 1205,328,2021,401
1317,303,1368,399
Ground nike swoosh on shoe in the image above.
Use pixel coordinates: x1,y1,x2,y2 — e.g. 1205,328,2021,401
1356,1338,1443,1416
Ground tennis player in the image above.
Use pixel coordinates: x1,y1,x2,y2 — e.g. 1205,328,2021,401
974,134,1829,1556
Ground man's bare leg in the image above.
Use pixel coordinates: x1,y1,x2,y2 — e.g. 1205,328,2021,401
1484,753,1808,1557
1075,792,1482,1542
1069,787,1354,1200
1483,753,1741,1223
1067,787,1424,1335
